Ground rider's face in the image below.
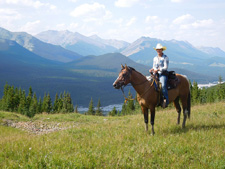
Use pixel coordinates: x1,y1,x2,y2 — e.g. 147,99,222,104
156,49,163,55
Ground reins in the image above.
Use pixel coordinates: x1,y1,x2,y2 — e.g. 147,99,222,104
121,86,134,103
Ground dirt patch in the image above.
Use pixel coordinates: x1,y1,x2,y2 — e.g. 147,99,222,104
2,119,73,135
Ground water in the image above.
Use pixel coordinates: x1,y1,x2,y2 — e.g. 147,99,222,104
77,103,123,116
198,81,224,89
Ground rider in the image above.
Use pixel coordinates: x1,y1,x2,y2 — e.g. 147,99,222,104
149,43,169,108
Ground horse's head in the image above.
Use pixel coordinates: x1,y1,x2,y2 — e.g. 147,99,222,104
113,64,132,89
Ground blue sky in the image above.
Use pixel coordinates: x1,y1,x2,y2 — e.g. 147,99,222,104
0,0,225,50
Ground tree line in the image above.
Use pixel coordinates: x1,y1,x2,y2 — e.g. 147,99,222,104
0,83,74,117
190,77,225,104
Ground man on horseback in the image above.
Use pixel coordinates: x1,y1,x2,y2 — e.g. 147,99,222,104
149,43,169,108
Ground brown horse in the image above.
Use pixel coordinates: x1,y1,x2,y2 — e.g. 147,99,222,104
113,64,191,135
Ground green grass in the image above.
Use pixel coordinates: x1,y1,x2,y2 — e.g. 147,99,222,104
0,102,225,168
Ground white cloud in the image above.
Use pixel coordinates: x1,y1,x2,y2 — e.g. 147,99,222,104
19,20,41,34
71,2,106,17
173,14,194,24
171,0,183,3
191,19,214,28
1,0,56,9
115,0,139,8
145,16,159,23
126,17,136,26
0,8,22,20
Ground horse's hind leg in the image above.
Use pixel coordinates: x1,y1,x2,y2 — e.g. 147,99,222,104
173,97,181,125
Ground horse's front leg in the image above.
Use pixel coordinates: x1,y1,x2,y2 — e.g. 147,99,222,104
141,106,148,132
150,107,156,135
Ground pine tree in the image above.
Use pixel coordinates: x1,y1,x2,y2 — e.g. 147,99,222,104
26,86,33,109
66,92,74,113
87,98,95,115
95,99,103,116
74,105,78,113
53,93,59,113
109,107,117,116
191,81,200,104
37,97,42,114
18,90,27,115
127,90,135,112
28,93,38,117
42,93,52,113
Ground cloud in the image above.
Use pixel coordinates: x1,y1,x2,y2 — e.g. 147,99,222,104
0,0,56,9
191,19,214,28
145,16,159,23
0,8,22,20
171,0,184,3
126,17,136,26
173,14,194,24
115,0,139,8
19,20,41,34
71,2,106,17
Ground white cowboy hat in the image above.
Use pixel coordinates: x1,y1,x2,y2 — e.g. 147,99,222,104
153,43,167,51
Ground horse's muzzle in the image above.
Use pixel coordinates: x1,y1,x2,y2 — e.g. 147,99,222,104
113,81,124,89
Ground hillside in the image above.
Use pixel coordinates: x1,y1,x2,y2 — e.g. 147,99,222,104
0,27,82,62
121,37,225,79
0,102,224,168
36,30,118,56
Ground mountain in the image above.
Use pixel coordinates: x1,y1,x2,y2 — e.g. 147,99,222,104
36,30,118,56
0,38,60,66
0,27,82,62
89,35,130,50
121,37,225,78
197,46,225,58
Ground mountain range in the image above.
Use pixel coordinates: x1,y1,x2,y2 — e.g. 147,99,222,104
0,27,225,106
0,27,82,62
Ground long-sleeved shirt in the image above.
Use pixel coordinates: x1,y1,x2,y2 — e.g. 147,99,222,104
152,53,169,74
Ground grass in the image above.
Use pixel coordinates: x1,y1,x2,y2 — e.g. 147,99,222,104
0,102,225,168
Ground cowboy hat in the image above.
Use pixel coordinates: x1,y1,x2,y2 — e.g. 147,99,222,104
153,43,167,51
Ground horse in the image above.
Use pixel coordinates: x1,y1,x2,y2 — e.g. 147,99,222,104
113,64,191,135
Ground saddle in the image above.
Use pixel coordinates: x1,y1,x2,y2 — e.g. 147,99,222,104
167,71,180,90
147,71,180,107
147,71,180,91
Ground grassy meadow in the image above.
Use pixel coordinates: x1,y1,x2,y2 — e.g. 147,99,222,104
0,102,224,168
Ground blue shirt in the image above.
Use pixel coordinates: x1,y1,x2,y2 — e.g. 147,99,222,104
152,53,169,74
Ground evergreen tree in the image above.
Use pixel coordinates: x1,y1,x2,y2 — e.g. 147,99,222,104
18,90,27,115
74,105,78,113
191,81,200,104
53,93,59,113
66,92,74,113
26,86,33,109
57,93,63,112
127,90,135,112
95,99,103,116
217,75,224,101
28,93,38,117
109,107,117,116
87,98,95,115
37,97,42,114
42,93,52,113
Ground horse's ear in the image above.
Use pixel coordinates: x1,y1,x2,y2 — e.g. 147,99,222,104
121,64,125,69
125,64,129,70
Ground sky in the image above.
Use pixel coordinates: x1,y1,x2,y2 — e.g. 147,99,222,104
0,0,225,50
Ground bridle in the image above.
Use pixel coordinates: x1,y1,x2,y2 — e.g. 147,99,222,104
119,67,149,103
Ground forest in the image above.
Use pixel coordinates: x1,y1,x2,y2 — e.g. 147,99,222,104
0,76,224,118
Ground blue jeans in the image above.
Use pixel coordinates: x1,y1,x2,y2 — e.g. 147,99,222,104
159,74,169,104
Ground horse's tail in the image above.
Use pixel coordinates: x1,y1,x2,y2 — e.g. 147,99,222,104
187,91,191,119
